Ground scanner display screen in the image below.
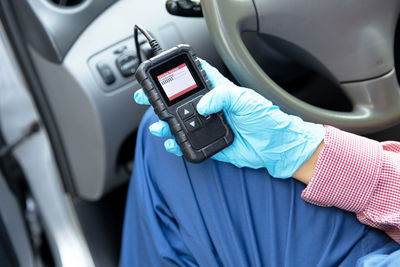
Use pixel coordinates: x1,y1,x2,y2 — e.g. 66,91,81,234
157,63,198,101
149,53,205,106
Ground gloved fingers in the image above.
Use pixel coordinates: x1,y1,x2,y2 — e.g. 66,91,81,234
164,139,183,156
149,120,172,137
196,85,235,115
134,89,150,105
199,59,233,88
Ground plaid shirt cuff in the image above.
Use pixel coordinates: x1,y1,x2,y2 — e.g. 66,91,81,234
301,126,383,213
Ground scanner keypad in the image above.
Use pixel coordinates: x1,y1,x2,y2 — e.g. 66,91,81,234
177,97,212,132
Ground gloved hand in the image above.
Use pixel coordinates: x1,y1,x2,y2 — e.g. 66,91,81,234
134,60,325,178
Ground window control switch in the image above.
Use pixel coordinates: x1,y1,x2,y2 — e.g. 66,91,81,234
96,63,116,85
116,51,139,77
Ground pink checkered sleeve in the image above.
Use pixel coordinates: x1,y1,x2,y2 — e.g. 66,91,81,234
301,126,400,243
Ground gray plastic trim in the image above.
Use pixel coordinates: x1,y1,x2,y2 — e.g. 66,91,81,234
254,0,400,83
202,0,400,133
0,21,94,267
12,0,116,62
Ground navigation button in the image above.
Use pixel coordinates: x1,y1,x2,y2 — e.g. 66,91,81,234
184,117,201,132
178,103,195,120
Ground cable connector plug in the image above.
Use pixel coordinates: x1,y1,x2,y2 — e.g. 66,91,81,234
149,39,163,56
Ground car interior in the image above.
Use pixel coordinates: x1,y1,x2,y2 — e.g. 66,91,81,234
0,0,399,266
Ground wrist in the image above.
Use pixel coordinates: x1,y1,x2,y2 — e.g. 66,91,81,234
293,140,325,184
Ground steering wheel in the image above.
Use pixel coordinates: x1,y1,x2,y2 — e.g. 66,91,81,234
201,0,400,134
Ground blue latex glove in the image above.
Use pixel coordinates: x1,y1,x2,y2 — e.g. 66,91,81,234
134,60,325,178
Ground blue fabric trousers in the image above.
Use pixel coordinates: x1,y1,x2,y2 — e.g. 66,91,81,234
120,109,400,267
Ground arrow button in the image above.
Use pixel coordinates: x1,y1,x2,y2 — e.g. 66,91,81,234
184,117,201,132
178,103,195,120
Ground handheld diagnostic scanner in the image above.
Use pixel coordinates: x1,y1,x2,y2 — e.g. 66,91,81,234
134,25,233,163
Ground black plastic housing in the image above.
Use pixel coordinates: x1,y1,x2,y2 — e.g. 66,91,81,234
135,44,234,162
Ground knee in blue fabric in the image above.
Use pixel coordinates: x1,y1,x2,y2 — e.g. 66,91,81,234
120,108,399,267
